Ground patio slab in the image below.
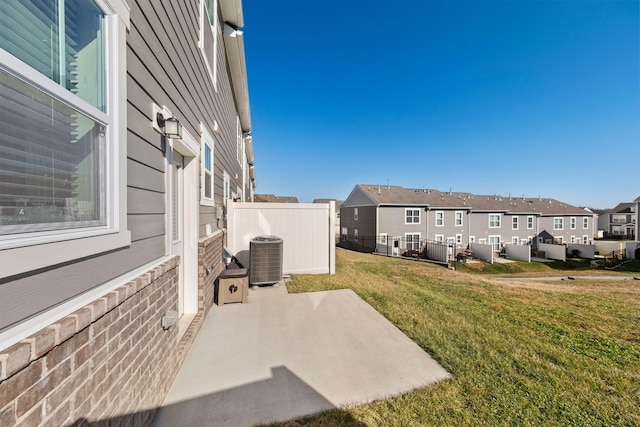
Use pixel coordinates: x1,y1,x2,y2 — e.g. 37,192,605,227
152,285,450,427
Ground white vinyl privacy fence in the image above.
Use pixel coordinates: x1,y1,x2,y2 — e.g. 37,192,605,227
504,244,531,262
538,243,566,261
469,242,493,264
227,201,336,275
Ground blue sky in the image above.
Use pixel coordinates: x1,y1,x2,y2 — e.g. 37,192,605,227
243,0,639,209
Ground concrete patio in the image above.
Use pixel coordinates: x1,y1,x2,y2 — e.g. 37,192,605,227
152,284,450,427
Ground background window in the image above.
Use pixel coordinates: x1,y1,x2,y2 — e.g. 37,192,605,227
455,211,463,226
435,211,444,226
512,217,519,230
405,208,420,224
489,214,501,228
554,217,564,230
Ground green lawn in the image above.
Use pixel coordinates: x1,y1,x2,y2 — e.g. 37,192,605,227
269,249,640,426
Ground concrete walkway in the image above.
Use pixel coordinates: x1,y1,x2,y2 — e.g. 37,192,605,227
153,285,450,427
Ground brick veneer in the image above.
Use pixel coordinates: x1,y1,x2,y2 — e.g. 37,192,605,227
0,257,183,426
0,231,226,427
198,231,225,315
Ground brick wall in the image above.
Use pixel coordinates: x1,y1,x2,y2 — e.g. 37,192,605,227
0,257,182,426
198,231,225,315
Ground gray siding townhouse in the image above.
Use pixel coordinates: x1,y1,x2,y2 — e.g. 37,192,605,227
341,185,597,253
0,0,254,425
595,202,636,239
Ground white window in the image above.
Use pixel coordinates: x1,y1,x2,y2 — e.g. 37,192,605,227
512,217,519,230
512,236,519,244
554,217,564,230
489,214,501,228
583,235,589,244
354,228,358,242
200,125,215,205
570,217,576,229
520,239,528,245
0,0,131,277
405,233,421,251
354,208,358,220
554,237,564,244
479,238,487,245
527,216,534,229
435,211,444,227
405,208,420,224
455,211,463,226
200,0,218,90
435,234,444,242
236,116,242,164
379,233,387,245
489,236,501,251
570,236,576,243
456,234,463,246
223,171,230,204
583,217,589,229
469,236,475,243
341,226,347,240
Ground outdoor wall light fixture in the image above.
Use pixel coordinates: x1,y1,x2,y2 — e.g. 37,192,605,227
156,113,183,139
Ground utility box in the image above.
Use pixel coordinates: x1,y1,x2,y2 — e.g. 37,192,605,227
216,268,248,305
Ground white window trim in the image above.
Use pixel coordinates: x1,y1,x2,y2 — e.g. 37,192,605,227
199,0,218,91
512,236,519,244
223,171,230,206
354,228,359,241
489,214,501,228
455,211,463,226
435,234,444,242
554,217,564,230
583,217,589,229
354,208,358,220
456,233,463,245
570,217,576,230
200,124,216,206
488,235,501,251
405,232,421,251
512,216,519,230
469,236,476,243
435,211,444,227
583,235,589,244
405,208,421,225
527,216,534,230
379,233,388,245
0,0,131,279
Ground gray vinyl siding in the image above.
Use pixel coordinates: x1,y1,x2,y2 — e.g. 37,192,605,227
378,207,426,239
0,0,246,331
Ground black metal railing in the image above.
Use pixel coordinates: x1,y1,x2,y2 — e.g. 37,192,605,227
339,235,450,264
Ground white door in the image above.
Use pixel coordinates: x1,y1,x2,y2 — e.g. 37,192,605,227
171,152,185,317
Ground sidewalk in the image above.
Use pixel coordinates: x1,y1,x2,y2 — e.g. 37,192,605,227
152,284,450,427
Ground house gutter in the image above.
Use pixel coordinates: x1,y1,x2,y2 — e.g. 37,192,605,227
221,0,251,133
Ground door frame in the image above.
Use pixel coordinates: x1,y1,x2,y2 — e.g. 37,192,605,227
166,129,200,317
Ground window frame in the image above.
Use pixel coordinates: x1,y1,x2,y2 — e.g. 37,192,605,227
527,216,534,230
455,211,463,226
405,208,421,224
199,0,218,91
489,214,501,228
379,233,388,245
405,232,421,251
512,216,519,230
354,208,358,221
583,217,589,229
200,124,216,206
0,0,131,279
570,217,576,230
554,217,564,230
435,211,444,227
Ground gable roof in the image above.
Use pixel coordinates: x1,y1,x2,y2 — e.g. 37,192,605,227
353,184,590,216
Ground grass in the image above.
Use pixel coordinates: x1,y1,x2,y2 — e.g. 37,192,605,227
270,249,640,426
